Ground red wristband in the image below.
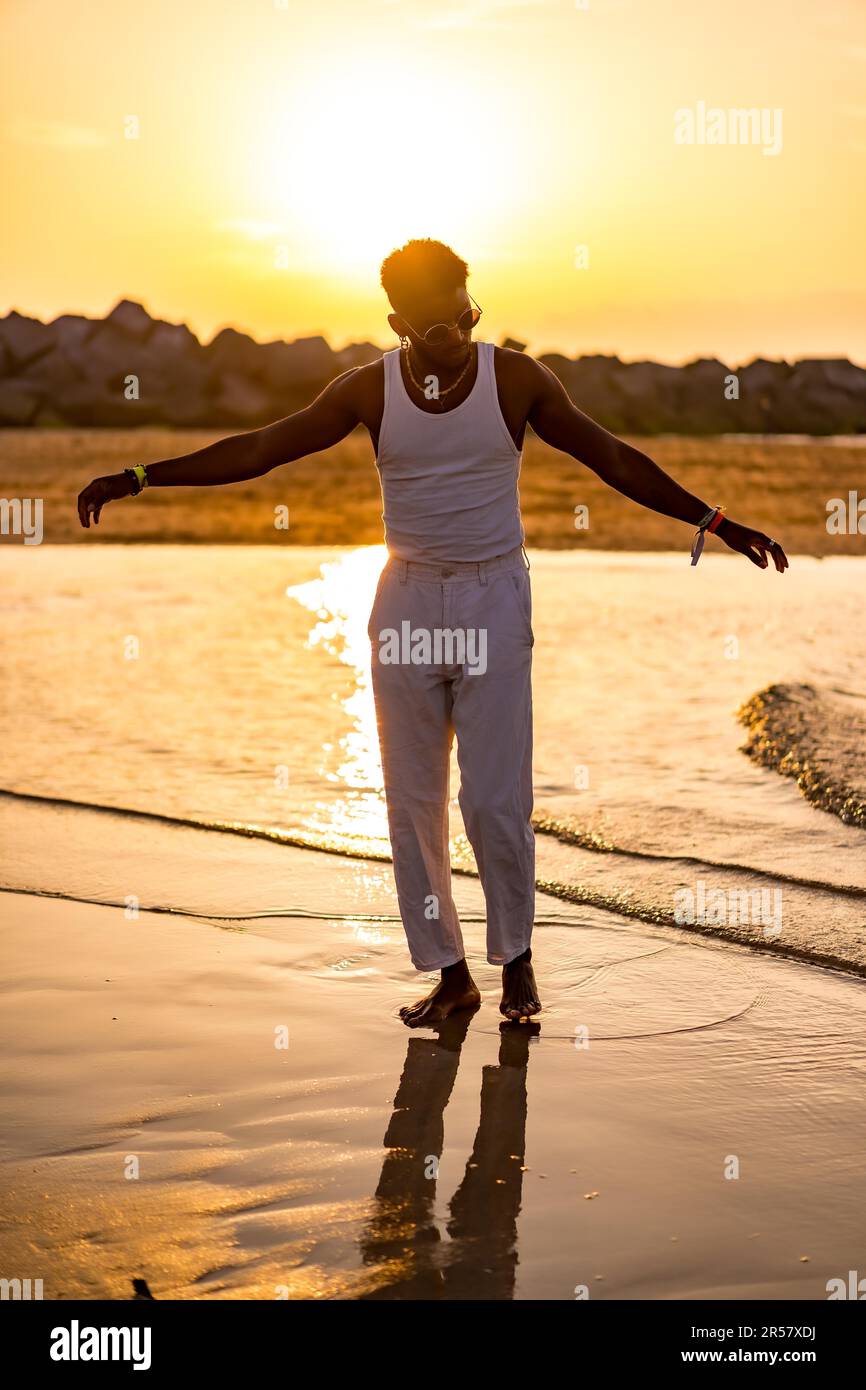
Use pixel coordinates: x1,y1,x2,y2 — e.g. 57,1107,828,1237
690,507,726,566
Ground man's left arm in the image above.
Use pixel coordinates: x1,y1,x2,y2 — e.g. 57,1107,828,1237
525,358,788,572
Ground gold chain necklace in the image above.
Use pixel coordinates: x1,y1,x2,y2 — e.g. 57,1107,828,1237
403,341,476,406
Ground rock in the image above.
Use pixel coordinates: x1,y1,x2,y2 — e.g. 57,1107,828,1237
739,358,791,394
148,320,201,358
49,314,98,355
546,355,628,432
609,361,680,432
614,361,679,402
813,358,866,396
74,324,209,411
258,340,302,394
677,358,737,433
501,337,527,353
211,371,273,425
0,312,54,370
105,299,154,341
77,322,147,384
779,360,866,434
0,377,45,425
539,351,581,379
51,380,143,427
153,387,211,428
26,347,87,391
290,335,335,378
735,359,791,431
679,356,730,388
205,327,263,381
334,341,382,372
275,335,335,383
258,336,338,395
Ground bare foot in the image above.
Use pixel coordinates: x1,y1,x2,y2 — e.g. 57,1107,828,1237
500,947,541,1021
399,959,481,1027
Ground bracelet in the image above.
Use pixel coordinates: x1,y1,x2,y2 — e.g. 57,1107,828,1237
690,506,725,566
124,465,149,495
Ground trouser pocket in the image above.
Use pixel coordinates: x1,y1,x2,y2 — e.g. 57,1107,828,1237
367,565,391,639
508,568,534,646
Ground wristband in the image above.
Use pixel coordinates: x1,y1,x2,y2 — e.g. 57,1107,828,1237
124,465,149,496
690,506,725,566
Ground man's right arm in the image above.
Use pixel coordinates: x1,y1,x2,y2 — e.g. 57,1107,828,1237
77,369,364,527
147,368,363,486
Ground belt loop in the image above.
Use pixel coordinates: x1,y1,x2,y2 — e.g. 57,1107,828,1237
521,543,531,571
399,558,408,585
477,560,488,586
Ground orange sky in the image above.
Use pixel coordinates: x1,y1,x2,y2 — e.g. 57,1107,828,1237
2,0,865,364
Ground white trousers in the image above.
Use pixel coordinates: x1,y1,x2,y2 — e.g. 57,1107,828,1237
368,546,535,971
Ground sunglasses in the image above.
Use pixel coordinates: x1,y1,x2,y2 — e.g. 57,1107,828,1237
402,295,483,346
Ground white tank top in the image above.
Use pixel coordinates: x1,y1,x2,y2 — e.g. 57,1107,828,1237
375,341,525,562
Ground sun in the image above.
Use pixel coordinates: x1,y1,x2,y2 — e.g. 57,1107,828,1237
244,46,520,276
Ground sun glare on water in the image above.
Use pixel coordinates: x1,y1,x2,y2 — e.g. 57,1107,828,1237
286,546,389,849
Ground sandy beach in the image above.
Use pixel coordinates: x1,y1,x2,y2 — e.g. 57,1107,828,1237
2,427,866,552
2,804,865,1301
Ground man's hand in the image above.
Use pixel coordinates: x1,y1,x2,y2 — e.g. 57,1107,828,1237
75,370,366,523
77,472,135,528
717,518,789,572
522,360,790,573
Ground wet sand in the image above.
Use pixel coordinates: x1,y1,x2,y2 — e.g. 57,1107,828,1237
1,803,865,1301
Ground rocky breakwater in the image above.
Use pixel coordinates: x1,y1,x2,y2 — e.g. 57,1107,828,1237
0,300,381,429
0,300,863,434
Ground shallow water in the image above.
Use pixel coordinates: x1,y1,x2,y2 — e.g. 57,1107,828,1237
1,545,865,969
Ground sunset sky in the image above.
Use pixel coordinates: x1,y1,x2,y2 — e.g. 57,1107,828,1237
2,0,864,364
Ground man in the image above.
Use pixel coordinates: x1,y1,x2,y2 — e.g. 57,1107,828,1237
78,238,788,1026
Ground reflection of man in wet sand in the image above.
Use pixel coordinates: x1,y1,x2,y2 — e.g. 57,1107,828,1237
77,239,788,1027
358,1013,535,1300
